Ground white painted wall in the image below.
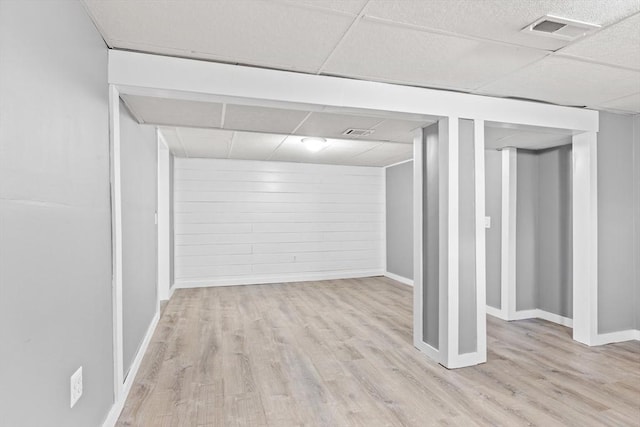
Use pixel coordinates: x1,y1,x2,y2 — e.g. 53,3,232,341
173,158,385,287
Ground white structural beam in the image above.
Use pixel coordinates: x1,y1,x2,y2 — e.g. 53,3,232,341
572,132,598,345
108,50,598,133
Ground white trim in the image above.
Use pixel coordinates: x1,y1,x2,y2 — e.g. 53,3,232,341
413,128,424,352
174,270,385,289
536,310,573,328
572,132,598,345
446,116,460,365
108,50,598,132
108,85,124,403
591,329,640,345
485,305,508,320
473,119,487,363
486,307,573,328
383,166,388,274
437,119,450,364
384,271,414,287
414,340,441,364
384,158,414,169
157,130,171,301
169,284,176,300
507,309,539,320
102,311,160,427
500,148,518,319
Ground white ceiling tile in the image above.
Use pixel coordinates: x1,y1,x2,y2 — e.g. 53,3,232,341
485,126,572,150
269,135,382,164
224,105,309,134
477,56,640,107
371,119,434,143
277,0,368,15
176,127,233,158
485,127,517,146
597,92,640,113
559,14,640,70
323,18,547,90
350,142,413,166
229,132,287,160
84,0,355,72
295,112,383,139
364,0,640,51
121,95,222,127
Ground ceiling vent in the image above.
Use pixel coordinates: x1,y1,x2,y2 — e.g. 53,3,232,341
342,128,375,137
522,15,600,41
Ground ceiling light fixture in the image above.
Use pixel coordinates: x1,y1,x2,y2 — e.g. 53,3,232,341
301,137,328,153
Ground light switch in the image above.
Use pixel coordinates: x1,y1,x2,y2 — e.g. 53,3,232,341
485,216,491,229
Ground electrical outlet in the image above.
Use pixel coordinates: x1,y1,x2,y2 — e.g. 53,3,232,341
485,216,491,229
70,366,83,408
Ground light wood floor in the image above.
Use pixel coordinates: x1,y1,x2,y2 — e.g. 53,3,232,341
117,277,640,426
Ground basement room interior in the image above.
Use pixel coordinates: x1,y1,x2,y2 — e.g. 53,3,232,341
1,1,638,427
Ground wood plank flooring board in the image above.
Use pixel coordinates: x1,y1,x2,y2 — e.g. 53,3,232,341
116,278,640,427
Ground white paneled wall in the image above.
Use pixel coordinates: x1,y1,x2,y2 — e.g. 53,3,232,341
173,158,385,287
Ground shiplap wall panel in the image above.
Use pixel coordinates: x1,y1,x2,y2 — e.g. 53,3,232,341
174,158,385,287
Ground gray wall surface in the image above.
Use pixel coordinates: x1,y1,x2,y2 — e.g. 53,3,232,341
516,151,539,311
537,146,572,318
458,120,477,354
385,161,413,280
120,101,158,376
484,149,502,309
515,146,573,317
597,112,637,334
0,2,114,426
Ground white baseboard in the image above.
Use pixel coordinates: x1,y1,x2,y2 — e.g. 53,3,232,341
174,270,384,289
168,284,176,299
592,329,640,345
485,305,508,320
384,271,414,286
102,310,160,427
414,339,440,364
536,309,573,328
486,306,573,328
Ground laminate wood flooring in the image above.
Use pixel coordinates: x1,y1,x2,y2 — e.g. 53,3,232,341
117,277,640,426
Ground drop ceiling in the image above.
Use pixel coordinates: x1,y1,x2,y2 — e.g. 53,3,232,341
158,126,415,167
85,0,640,114
158,121,571,166
122,93,434,166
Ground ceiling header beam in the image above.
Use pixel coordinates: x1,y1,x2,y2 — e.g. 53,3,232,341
109,50,598,133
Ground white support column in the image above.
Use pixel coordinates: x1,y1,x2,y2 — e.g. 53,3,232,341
434,117,486,369
157,131,171,301
500,147,518,320
444,117,460,364
413,128,425,352
109,85,124,401
473,120,487,363
572,132,598,345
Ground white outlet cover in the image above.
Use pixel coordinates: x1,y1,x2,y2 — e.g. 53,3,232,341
485,216,491,229
70,366,83,408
